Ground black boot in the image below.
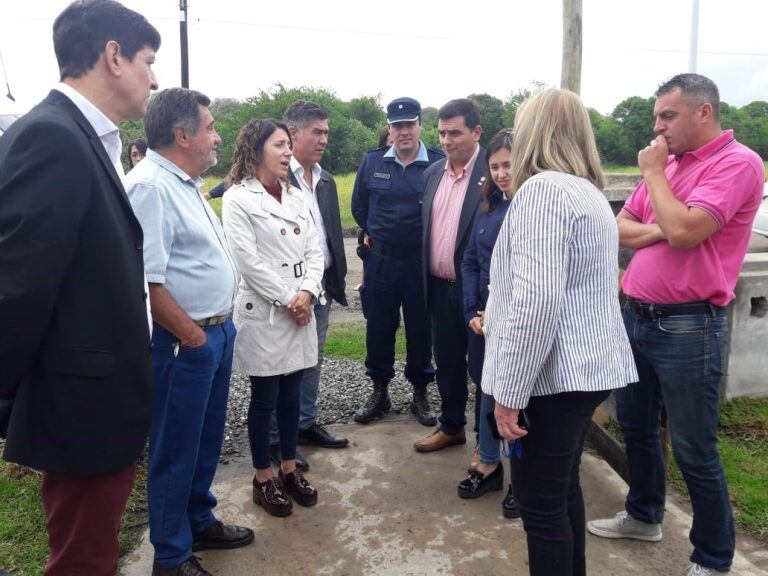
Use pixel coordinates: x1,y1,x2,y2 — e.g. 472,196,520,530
354,379,391,424
410,383,437,427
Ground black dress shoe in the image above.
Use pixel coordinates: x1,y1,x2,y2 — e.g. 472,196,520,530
457,462,504,499
279,468,318,507
253,476,293,517
502,484,521,519
298,423,349,448
269,443,309,471
152,556,212,576
192,520,255,551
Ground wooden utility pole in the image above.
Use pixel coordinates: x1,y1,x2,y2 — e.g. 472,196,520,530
179,0,189,88
561,0,582,94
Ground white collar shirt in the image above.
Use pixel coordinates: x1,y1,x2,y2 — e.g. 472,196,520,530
54,82,153,334
290,156,332,270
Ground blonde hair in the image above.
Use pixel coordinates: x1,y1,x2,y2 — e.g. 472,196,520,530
508,88,605,195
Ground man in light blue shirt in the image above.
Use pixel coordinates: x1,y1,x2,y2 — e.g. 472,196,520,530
125,88,253,576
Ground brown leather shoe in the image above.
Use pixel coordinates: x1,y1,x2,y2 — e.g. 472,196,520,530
253,476,293,517
470,441,480,470
279,468,318,507
152,556,212,576
414,427,466,453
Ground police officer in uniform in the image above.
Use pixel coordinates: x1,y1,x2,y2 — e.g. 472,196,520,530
351,97,445,425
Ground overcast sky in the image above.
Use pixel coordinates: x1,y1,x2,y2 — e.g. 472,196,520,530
1,0,767,117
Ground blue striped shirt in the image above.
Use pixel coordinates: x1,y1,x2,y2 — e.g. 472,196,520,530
481,171,637,409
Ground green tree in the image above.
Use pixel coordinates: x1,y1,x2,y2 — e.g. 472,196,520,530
610,96,656,156
502,80,549,127
588,108,635,166
468,93,505,145
209,97,241,122
119,119,146,170
348,96,385,131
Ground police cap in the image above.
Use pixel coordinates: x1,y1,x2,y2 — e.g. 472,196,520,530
386,97,421,124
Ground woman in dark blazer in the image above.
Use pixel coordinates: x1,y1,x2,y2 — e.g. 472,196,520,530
456,130,517,518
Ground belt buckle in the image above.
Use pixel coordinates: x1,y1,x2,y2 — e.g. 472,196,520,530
293,261,304,278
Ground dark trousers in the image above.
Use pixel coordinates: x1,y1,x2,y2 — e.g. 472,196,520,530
512,390,610,576
248,371,303,470
467,330,485,436
361,252,434,385
42,463,136,576
428,276,468,435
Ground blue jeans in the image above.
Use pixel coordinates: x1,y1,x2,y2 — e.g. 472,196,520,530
617,304,734,572
478,392,501,465
269,298,331,444
148,320,235,568
467,329,501,464
249,371,303,470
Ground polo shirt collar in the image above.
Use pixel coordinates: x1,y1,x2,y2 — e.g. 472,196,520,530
146,149,203,188
686,129,735,162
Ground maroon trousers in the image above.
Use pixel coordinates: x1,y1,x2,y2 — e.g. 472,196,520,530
41,463,136,576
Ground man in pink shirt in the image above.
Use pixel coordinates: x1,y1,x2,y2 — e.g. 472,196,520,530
588,74,764,576
416,99,485,452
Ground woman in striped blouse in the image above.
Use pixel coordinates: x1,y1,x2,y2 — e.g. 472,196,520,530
481,89,637,576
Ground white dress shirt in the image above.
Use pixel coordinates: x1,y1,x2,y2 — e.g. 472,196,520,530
54,82,153,334
290,156,332,270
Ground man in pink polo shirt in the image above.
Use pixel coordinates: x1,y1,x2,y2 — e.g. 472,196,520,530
588,74,764,576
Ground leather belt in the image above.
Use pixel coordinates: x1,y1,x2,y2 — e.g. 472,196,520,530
370,242,421,259
194,312,232,328
626,297,717,319
430,274,456,284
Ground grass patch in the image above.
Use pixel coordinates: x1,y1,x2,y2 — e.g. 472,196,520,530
0,463,47,575
325,319,405,363
603,164,642,174
602,397,768,543
334,172,356,231
0,459,149,575
202,173,357,231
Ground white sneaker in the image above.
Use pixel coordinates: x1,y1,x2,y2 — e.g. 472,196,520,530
684,563,730,575
587,510,662,542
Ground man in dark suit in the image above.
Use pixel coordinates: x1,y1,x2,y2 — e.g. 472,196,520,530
0,2,160,574
415,99,485,453
275,101,349,465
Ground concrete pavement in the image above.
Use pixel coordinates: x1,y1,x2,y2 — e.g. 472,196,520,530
120,417,768,576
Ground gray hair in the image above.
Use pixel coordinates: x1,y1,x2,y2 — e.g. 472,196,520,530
282,100,328,131
656,73,720,121
144,88,211,149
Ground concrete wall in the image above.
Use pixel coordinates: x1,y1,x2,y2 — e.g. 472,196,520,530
724,253,768,399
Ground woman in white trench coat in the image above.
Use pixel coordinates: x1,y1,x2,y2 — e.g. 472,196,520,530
223,119,324,518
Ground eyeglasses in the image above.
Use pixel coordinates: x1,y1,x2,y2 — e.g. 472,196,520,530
502,129,514,145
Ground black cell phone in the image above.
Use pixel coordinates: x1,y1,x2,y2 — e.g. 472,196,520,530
486,409,530,440
486,410,502,440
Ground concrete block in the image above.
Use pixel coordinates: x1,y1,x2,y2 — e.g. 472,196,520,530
724,252,768,399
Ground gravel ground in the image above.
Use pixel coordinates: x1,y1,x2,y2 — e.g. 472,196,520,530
220,357,476,462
